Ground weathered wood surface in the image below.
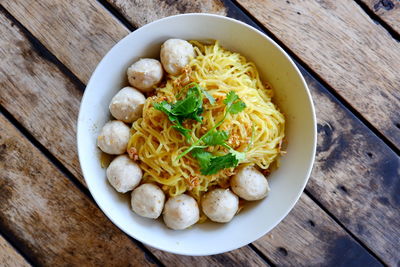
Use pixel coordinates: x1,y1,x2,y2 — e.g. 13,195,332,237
0,113,157,266
0,235,31,267
305,71,400,265
236,0,400,149
101,0,400,264
1,0,128,84
0,7,268,267
151,246,270,267
1,1,393,266
108,0,227,28
360,0,400,33
253,195,380,266
227,3,400,262
0,10,83,182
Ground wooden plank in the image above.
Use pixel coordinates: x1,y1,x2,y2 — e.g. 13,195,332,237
107,0,227,28
227,3,400,263
0,11,83,182
304,70,400,266
0,1,387,266
2,0,128,84
0,113,156,266
254,195,381,266
0,6,268,267
0,235,31,267
150,246,270,267
235,0,400,149
360,0,400,33
98,1,400,264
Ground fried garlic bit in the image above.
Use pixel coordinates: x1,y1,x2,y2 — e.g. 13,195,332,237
228,133,241,148
173,65,193,88
185,175,199,190
127,147,139,161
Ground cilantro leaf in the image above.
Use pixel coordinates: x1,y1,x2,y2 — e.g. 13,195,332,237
223,91,239,105
154,101,192,140
176,90,248,167
153,100,172,112
203,130,229,146
172,124,191,140
229,149,246,162
153,102,177,124
191,148,213,170
153,101,177,121
200,153,239,175
199,87,215,105
172,86,203,116
171,95,200,116
184,106,203,123
191,147,244,175
223,91,246,114
153,83,209,141
229,101,246,114
184,83,215,105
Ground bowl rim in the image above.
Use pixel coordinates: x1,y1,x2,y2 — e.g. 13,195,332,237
77,13,317,256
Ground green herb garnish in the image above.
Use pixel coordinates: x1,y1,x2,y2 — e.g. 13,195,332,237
155,85,247,175
192,150,239,175
203,130,229,146
153,83,205,140
176,91,247,175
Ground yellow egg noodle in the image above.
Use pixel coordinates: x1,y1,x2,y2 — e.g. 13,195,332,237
127,41,285,203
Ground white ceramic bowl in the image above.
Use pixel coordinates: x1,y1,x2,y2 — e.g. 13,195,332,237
77,13,316,256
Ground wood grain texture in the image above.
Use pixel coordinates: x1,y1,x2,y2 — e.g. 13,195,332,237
305,71,400,266
0,6,268,267
107,0,227,28
254,195,380,266
0,11,83,182
236,0,400,149
151,246,270,267
360,0,400,32
0,235,31,267
95,1,400,263
2,0,128,84
220,5,400,263
0,113,156,266
0,1,389,265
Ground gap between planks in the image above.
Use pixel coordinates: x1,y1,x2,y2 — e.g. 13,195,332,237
0,107,165,267
232,0,400,150
1,1,396,266
0,7,270,267
303,189,386,265
358,0,400,34
0,107,269,266
97,0,136,31
228,0,400,156
0,5,273,266
92,1,398,264
2,0,388,264
0,231,33,267
353,0,400,41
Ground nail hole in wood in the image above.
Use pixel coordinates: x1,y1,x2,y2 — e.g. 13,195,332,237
278,247,288,256
367,152,373,158
296,11,301,15
339,185,348,193
374,0,395,11
308,220,315,227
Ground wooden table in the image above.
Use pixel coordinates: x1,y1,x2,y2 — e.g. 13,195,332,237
1,0,399,266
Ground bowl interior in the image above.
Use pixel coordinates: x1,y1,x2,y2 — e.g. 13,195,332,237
77,14,316,256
